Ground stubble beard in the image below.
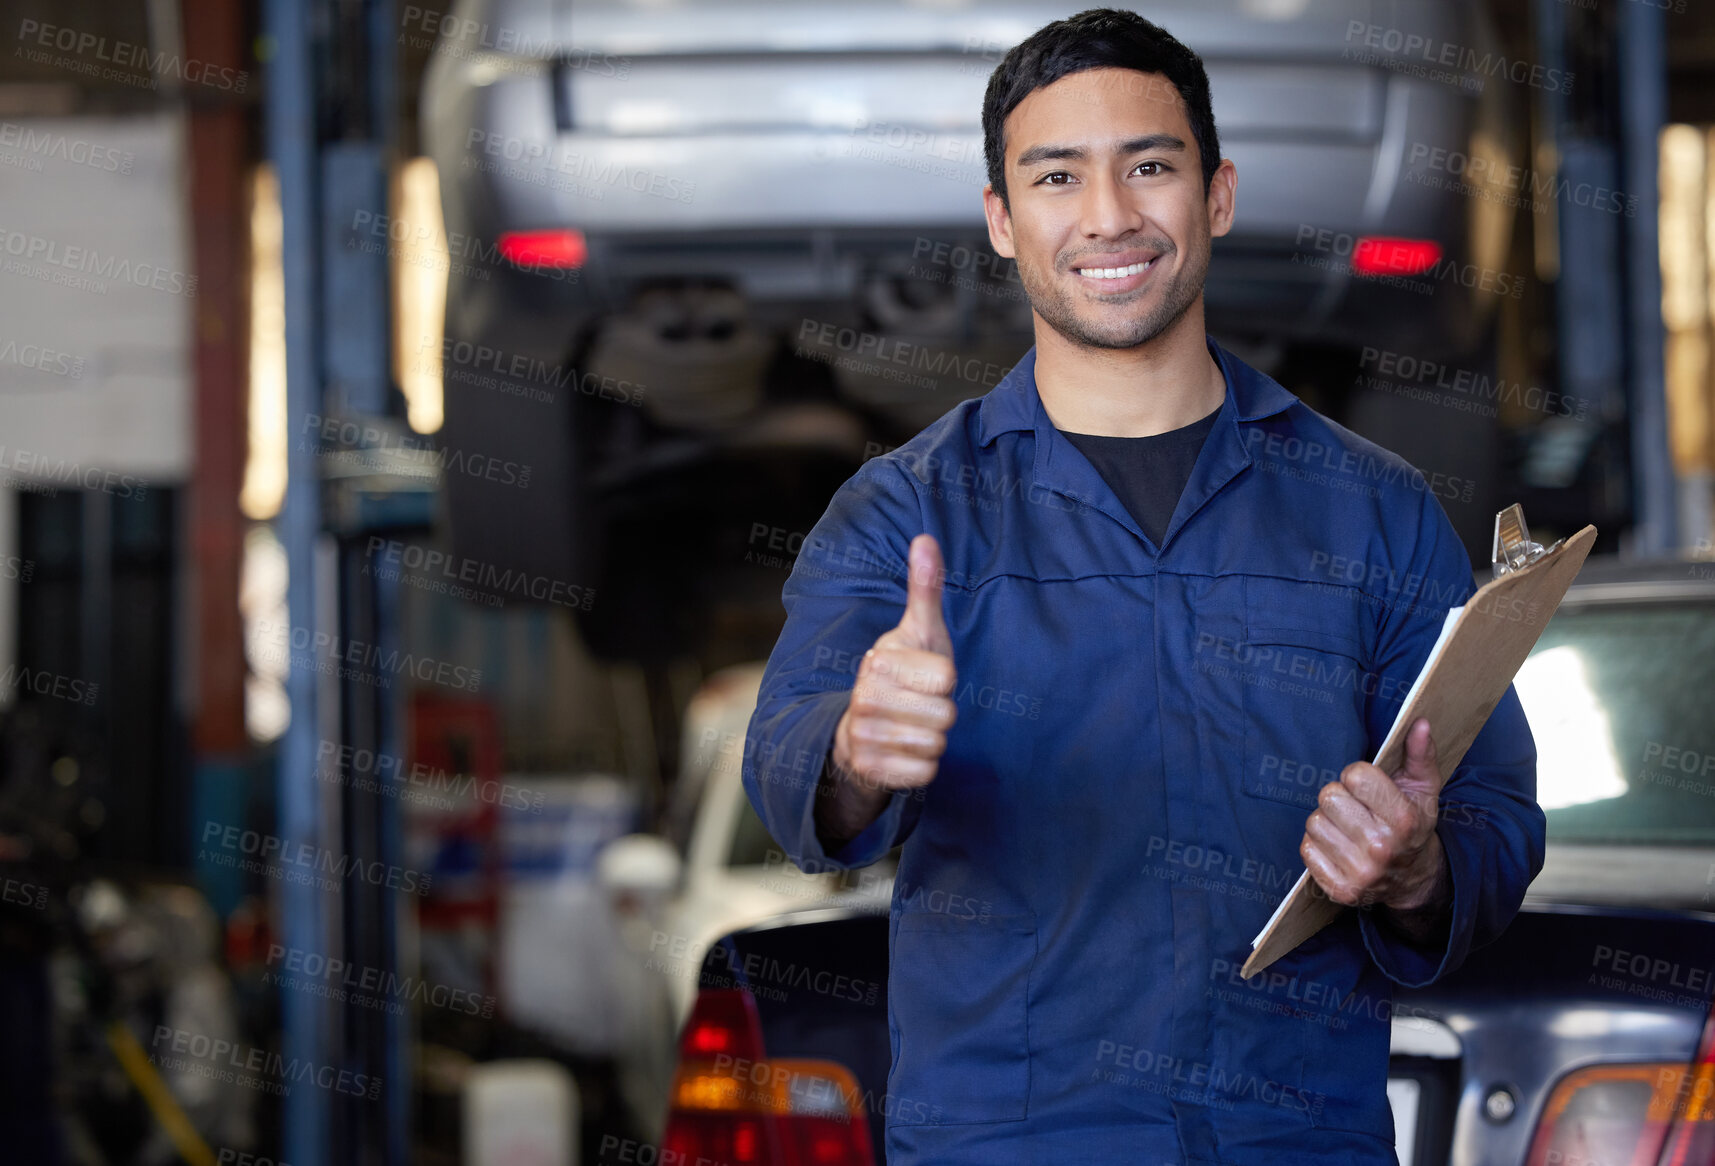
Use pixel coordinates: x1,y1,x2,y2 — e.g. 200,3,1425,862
1016,232,1209,351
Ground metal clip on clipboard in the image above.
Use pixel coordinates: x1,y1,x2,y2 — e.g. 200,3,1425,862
1491,503,1565,578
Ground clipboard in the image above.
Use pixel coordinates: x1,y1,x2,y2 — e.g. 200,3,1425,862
1239,506,1597,979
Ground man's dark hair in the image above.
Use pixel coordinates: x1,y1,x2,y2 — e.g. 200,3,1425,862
981,8,1221,208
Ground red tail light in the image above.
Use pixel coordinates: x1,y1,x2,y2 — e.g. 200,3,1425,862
663,988,875,1166
1351,236,1442,276
1525,1011,1715,1166
497,228,587,268
680,987,768,1062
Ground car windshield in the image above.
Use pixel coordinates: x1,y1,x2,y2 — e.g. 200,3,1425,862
1514,598,1715,844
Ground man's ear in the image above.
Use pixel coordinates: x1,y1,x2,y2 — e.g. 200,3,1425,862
1207,158,1238,240
983,184,1016,259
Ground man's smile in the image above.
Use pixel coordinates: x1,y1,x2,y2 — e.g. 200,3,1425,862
1070,250,1162,292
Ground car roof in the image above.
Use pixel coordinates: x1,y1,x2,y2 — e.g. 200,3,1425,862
1570,553,1715,584
1553,555,1715,607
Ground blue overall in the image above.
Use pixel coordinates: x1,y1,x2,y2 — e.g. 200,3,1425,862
743,337,1544,1165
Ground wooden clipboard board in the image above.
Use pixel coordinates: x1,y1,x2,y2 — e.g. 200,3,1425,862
1239,520,1597,979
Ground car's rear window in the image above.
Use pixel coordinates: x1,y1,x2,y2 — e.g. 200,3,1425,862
1513,599,1715,843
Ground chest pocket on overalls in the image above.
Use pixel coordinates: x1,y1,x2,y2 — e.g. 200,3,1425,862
1236,577,1373,813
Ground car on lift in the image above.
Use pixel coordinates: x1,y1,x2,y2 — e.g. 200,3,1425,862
419,0,1529,650
653,558,1715,1165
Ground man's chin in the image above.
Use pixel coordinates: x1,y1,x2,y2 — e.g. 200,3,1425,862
1062,286,1176,341
1054,281,1203,351
1047,311,1170,351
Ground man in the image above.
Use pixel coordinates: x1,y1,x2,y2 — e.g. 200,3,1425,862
742,9,1544,1164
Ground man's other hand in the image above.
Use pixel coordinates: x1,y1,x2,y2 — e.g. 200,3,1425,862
1300,718,1451,914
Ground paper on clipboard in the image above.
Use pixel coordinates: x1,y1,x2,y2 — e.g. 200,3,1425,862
1239,515,1597,979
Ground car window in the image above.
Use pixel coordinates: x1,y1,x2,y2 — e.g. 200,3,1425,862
728,796,780,867
1514,600,1715,844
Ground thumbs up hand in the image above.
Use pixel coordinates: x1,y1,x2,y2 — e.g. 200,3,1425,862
890,533,955,659
828,535,958,812
1300,718,1452,916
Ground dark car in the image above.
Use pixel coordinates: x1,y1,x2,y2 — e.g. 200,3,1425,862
656,558,1715,1165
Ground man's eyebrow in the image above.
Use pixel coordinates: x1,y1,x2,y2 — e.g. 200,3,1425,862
1013,134,1187,170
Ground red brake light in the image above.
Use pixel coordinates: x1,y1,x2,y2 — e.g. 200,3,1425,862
1352,236,1442,276
678,987,767,1062
497,229,586,268
663,988,875,1166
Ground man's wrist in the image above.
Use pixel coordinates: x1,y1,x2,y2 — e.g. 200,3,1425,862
1375,833,1453,944
813,737,892,850
1384,831,1451,912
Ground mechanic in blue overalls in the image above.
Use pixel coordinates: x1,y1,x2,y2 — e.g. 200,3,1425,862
743,10,1543,1164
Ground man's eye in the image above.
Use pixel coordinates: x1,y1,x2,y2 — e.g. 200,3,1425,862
1134,161,1165,177
1039,171,1074,185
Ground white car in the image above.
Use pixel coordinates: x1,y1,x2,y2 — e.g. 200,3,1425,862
596,662,893,1137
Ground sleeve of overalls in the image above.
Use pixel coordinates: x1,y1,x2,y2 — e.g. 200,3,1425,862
1357,487,1547,988
741,454,928,872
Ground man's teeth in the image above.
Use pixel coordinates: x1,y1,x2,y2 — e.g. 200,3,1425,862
1079,259,1154,279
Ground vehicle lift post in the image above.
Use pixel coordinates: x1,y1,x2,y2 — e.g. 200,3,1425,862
267,0,413,1161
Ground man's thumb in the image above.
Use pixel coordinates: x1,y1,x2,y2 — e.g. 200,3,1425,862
1398,718,1444,794
899,534,952,655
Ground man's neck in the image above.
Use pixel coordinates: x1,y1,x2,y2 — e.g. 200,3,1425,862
1032,303,1226,437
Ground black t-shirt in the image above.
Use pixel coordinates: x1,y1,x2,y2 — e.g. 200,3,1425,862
1058,404,1222,546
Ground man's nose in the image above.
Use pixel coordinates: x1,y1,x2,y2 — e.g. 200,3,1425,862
1079,169,1145,239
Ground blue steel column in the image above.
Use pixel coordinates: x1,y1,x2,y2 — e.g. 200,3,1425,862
266,0,331,1158
1535,0,1628,531
1619,0,1678,553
